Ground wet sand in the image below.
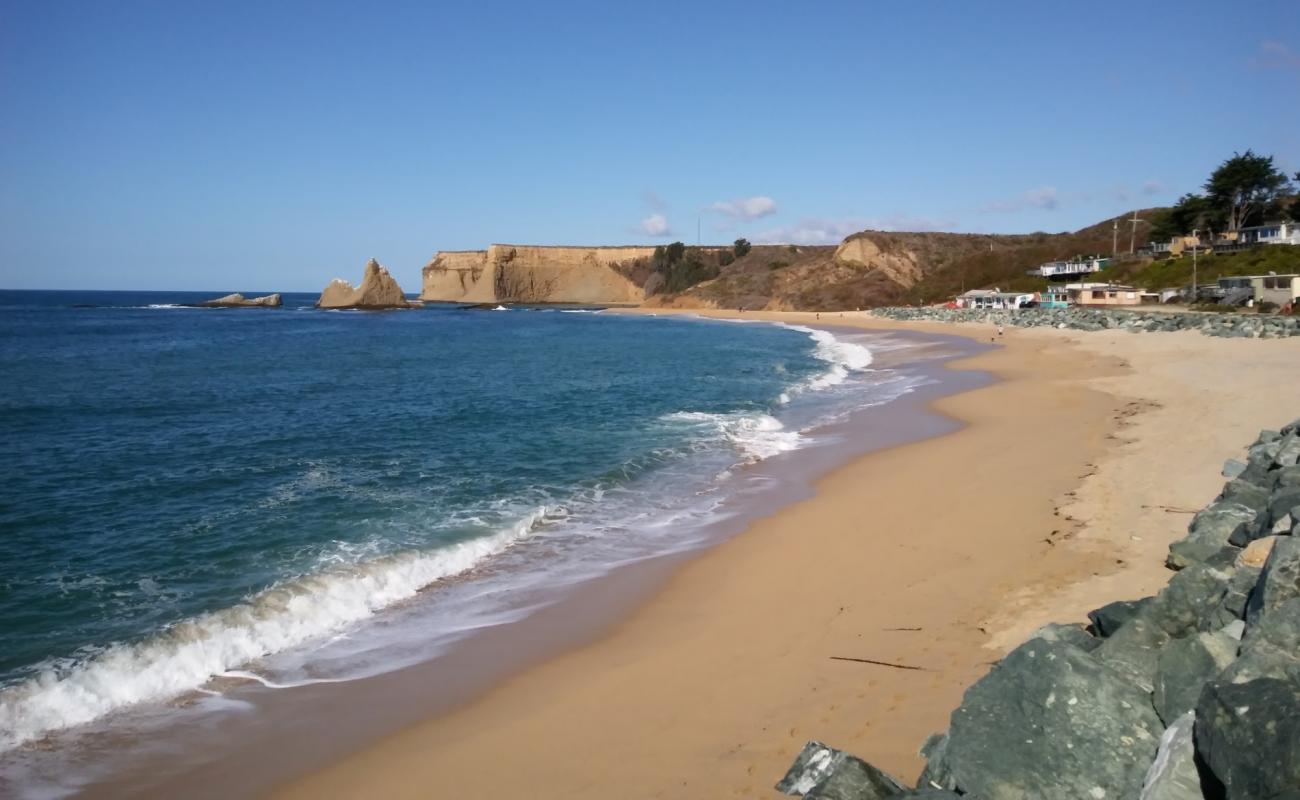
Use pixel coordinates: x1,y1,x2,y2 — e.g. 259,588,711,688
275,309,1300,798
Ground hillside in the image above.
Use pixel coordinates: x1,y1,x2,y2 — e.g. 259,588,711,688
649,211,1166,311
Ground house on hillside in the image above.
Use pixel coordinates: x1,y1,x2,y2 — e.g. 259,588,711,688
1066,283,1156,306
1239,222,1300,247
1027,256,1110,279
957,288,1034,310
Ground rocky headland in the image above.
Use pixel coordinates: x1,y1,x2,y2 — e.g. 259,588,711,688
775,418,1300,800
317,259,416,309
873,305,1300,339
421,245,658,305
198,292,282,308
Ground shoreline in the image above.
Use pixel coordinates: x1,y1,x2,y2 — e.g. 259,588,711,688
273,310,1300,798
270,310,1132,799
50,317,986,799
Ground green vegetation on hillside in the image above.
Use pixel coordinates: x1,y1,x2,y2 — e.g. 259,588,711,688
1148,151,1295,241
1099,245,1300,290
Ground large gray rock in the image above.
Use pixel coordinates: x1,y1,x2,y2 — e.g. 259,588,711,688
1169,502,1261,568
1031,622,1101,651
1246,536,1300,623
1139,711,1204,800
1276,432,1300,467
927,639,1163,799
1152,630,1238,724
776,741,905,799
1096,564,1232,690
1268,485,1300,522
1224,597,1300,684
1088,597,1150,637
1195,677,1300,799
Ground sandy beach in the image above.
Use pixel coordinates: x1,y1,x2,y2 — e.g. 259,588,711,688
276,310,1300,799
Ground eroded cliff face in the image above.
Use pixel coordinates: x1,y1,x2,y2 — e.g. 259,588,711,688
421,245,656,304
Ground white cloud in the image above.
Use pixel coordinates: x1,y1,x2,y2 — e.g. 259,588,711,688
708,195,778,220
1024,187,1059,210
980,186,1060,213
640,213,671,236
1250,40,1300,71
753,214,957,245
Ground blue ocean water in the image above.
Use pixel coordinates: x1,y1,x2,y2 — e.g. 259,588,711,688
0,290,903,753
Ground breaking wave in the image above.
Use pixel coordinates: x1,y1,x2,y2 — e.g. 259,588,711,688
0,509,547,751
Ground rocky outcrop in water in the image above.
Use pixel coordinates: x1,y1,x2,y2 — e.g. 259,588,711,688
317,259,414,309
872,306,1300,339
198,293,282,308
777,417,1300,800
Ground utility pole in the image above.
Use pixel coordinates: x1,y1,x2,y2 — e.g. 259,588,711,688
1112,219,1119,256
1128,211,1142,255
1191,229,1200,302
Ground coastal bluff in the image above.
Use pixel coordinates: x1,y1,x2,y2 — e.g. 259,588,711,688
421,245,656,304
317,259,415,309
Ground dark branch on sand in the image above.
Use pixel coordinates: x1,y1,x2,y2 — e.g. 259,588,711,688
829,656,927,671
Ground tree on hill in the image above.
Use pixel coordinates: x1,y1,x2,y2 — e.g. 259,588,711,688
1148,193,1224,242
733,238,752,258
1204,150,1292,232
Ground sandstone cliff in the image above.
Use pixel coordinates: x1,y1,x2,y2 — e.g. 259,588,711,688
421,245,656,304
199,293,282,307
317,259,414,309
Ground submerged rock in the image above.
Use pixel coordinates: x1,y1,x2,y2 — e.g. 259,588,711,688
925,639,1162,799
776,741,906,799
1195,677,1300,799
316,259,415,309
198,292,282,307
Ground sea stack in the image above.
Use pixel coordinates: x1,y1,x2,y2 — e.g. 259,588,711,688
198,293,283,308
316,259,415,309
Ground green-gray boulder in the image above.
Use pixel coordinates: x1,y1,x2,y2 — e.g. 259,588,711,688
1087,598,1150,637
1246,536,1300,623
932,639,1163,799
1195,677,1300,799
776,741,906,799
1152,630,1238,724
1139,711,1205,800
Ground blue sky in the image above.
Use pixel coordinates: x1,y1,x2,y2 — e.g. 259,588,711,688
1,0,1297,291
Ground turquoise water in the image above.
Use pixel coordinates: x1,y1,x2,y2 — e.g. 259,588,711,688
0,291,903,753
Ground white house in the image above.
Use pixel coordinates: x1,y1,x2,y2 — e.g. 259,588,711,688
957,288,1035,310
1028,256,1110,278
1238,222,1300,247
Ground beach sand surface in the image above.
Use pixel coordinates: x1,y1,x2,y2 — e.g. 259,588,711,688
276,310,1300,799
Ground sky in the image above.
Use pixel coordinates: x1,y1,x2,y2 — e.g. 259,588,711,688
1,0,1297,291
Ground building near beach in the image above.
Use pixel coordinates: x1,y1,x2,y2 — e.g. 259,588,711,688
1027,256,1110,279
956,289,1035,309
1066,283,1153,306
1217,274,1300,306
1035,287,1070,308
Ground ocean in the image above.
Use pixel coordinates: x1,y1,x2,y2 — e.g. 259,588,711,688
0,290,946,794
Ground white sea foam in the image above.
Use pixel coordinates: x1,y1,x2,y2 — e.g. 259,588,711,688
0,508,547,752
664,411,804,462
491,305,509,311
778,324,874,397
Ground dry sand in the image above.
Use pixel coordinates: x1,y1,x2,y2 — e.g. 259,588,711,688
276,310,1300,799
